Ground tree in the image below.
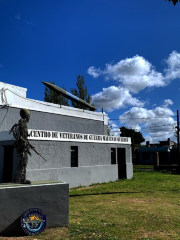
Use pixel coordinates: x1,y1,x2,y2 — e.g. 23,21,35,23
107,125,114,136
70,75,92,110
119,126,145,147
120,126,145,163
44,81,69,106
165,0,179,5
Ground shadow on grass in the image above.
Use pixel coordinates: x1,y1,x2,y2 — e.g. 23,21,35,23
0,216,25,237
70,187,180,197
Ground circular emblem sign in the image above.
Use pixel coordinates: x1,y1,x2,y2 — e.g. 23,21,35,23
21,208,47,235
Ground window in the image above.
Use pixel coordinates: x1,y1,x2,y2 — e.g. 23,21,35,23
111,148,116,164
71,146,78,167
3,145,14,183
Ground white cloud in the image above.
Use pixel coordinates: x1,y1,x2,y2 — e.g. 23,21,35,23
111,127,120,136
164,51,180,80
119,105,176,143
88,55,166,93
87,66,101,78
163,99,173,107
104,56,166,93
88,51,180,94
111,123,118,128
91,86,145,112
87,52,180,114
15,14,21,20
107,120,120,136
106,101,176,142
145,132,176,144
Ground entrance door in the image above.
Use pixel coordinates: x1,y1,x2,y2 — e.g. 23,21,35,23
117,148,126,179
2,145,14,183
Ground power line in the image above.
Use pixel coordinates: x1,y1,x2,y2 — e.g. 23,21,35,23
144,131,176,139
142,129,174,133
109,123,176,132
111,125,175,131
111,129,175,133
109,116,177,120
141,124,176,129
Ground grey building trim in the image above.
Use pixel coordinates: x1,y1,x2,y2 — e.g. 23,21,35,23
0,106,107,135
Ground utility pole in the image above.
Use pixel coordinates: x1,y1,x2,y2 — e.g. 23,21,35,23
132,133,134,164
176,110,180,171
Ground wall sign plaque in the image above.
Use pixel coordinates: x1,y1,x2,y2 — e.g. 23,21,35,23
28,129,131,144
21,208,47,235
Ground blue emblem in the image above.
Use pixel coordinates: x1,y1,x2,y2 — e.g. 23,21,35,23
21,208,47,235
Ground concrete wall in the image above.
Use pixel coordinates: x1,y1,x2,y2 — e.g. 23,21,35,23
0,106,107,135
0,183,69,235
0,140,133,188
27,141,132,169
27,165,119,188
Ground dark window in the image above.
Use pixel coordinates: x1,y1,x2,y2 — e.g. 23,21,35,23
111,148,116,164
3,145,14,183
71,146,78,167
117,148,126,179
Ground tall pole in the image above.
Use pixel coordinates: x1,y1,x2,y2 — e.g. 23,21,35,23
132,133,134,164
177,110,180,170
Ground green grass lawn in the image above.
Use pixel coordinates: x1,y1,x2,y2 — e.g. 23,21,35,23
1,170,180,240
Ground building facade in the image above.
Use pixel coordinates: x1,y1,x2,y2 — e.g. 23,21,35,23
136,139,177,165
0,81,133,187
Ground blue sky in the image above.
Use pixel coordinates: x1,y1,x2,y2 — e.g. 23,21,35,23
0,0,180,143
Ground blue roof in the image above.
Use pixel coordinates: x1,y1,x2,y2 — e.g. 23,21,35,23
137,147,170,152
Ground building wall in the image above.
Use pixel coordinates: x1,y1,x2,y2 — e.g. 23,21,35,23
27,141,131,168
138,152,154,164
0,82,133,187
137,151,172,165
0,140,133,188
0,81,108,135
0,106,107,135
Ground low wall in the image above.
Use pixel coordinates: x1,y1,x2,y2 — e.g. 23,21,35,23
0,182,69,236
27,164,133,188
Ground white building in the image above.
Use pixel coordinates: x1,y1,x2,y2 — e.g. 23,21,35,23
0,81,133,188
